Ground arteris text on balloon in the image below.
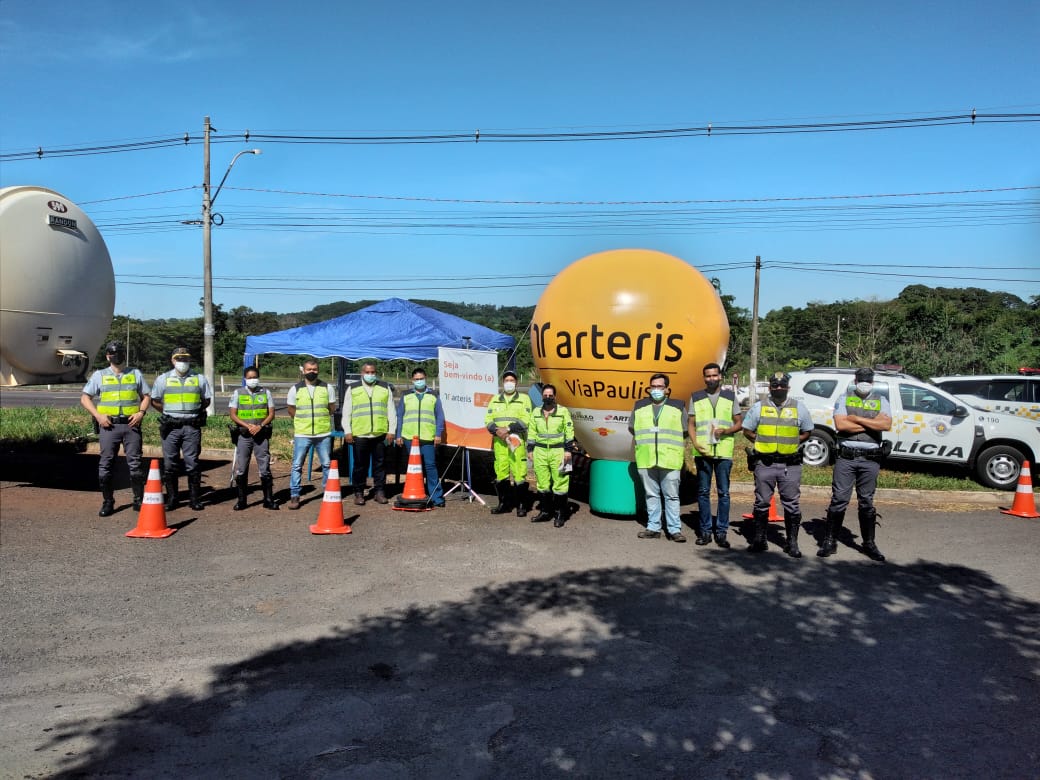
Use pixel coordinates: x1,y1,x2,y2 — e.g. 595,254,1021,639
532,321,683,362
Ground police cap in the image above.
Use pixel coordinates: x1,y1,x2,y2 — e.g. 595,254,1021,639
171,346,192,359
502,370,518,381
768,371,791,388
105,341,125,354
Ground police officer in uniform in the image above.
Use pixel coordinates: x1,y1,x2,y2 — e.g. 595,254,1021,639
820,367,892,561
741,372,814,556
80,341,151,516
527,384,576,528
229,365,278,511
484,370,534,516
395,367,446,507
150,346,212,511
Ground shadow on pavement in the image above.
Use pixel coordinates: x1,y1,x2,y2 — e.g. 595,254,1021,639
43,558,1039,778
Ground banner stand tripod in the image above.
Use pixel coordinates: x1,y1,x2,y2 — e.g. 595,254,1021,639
443,447,485,505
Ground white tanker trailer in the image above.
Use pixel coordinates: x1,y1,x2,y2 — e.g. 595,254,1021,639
0,186,115,386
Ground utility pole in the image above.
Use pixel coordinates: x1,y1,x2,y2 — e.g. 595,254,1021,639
834,315,840,366
749,255,760,402
202,116,214,393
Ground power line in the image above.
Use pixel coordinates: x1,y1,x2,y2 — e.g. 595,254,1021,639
4,112,1038,161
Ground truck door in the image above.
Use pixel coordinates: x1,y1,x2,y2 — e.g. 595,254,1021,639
890,382,974,464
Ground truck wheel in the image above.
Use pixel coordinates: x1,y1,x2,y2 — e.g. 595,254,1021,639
975,445,1023,490
803,430,834,467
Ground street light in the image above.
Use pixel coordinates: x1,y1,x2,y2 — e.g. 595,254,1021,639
201,115,261,392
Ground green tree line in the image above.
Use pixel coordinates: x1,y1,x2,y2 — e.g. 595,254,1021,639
95,287,1040,382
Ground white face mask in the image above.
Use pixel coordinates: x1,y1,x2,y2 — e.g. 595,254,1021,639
503,381,516,393
245,378,260,390
856,382,873,396
174,361,190,374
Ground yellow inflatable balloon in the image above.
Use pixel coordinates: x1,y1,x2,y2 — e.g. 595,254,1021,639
532,249,730,460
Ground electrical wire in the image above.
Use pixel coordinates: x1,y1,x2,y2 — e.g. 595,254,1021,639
4,112,1038,160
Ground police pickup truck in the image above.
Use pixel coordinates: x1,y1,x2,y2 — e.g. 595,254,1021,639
788,368,1040,490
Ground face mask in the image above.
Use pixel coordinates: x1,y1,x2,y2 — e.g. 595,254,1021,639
650,388,666,402
413,379,426,391
704,378,720,392
363,373,377,385
245,378,260,390
304,371,319,382
503,381,516,393
108,353,126,366
542,396,555,407
856,382,873,396
174,361,190,374
771,389,788,403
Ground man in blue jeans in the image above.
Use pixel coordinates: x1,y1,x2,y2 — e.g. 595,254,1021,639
688,363,743,548
286,359,338,510
629,373,689,543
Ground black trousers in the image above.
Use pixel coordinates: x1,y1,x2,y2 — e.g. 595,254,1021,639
352,436,387,491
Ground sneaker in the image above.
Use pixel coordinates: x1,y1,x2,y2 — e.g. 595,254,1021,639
354,493,365,506
695,533,712,546
714,533,731,549
288,496,301,510
373,490,388,505
637,529,662,539
669,532,687,543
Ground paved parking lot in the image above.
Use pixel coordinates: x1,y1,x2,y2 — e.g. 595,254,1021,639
2,453,1038,778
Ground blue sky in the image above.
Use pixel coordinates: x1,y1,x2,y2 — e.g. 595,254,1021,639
2,1,1038,323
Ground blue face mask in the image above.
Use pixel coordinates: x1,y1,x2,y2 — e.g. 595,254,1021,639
363,373,377,385
650,388,666,402
413,379,426,391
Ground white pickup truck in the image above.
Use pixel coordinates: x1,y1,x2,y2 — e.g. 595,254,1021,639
788,368,1040,490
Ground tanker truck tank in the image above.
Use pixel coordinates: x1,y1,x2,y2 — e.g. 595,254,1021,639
0,186,115,386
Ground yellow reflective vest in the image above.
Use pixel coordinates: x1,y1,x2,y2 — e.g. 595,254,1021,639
293,381,332,436
97,372,141,416
753,401,801,455
631,399,686,470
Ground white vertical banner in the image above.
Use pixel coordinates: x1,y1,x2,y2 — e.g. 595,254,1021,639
438,347,499,451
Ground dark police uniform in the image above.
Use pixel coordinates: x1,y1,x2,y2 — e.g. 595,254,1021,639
80,342,150,515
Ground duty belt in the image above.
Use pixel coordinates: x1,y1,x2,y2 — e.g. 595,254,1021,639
108,414,133,425
757,452,801,466
532,442,565,448
839,445,883,461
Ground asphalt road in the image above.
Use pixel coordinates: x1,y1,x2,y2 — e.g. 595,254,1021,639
1,452,1038,779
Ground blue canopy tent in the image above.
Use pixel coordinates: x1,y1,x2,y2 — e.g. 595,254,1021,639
243,296,516,369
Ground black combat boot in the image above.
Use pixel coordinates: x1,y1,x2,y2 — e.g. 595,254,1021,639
164,474,179,511
188,472,204,511
818,509,844,557
261,475,279,510
515,482,530,517
783,514,803,558
748,510,769,553
233,475,249,511
98,477,115,517
490,480,513,514
553,493,568,528
130,473,145,511
859,507,886,562
531,492,554,522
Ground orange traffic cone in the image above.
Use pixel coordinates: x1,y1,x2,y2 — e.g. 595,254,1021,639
126,459,176,538
394,436,432,512
310,459,352,534
743,494,784,523
1000,460,1040,518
